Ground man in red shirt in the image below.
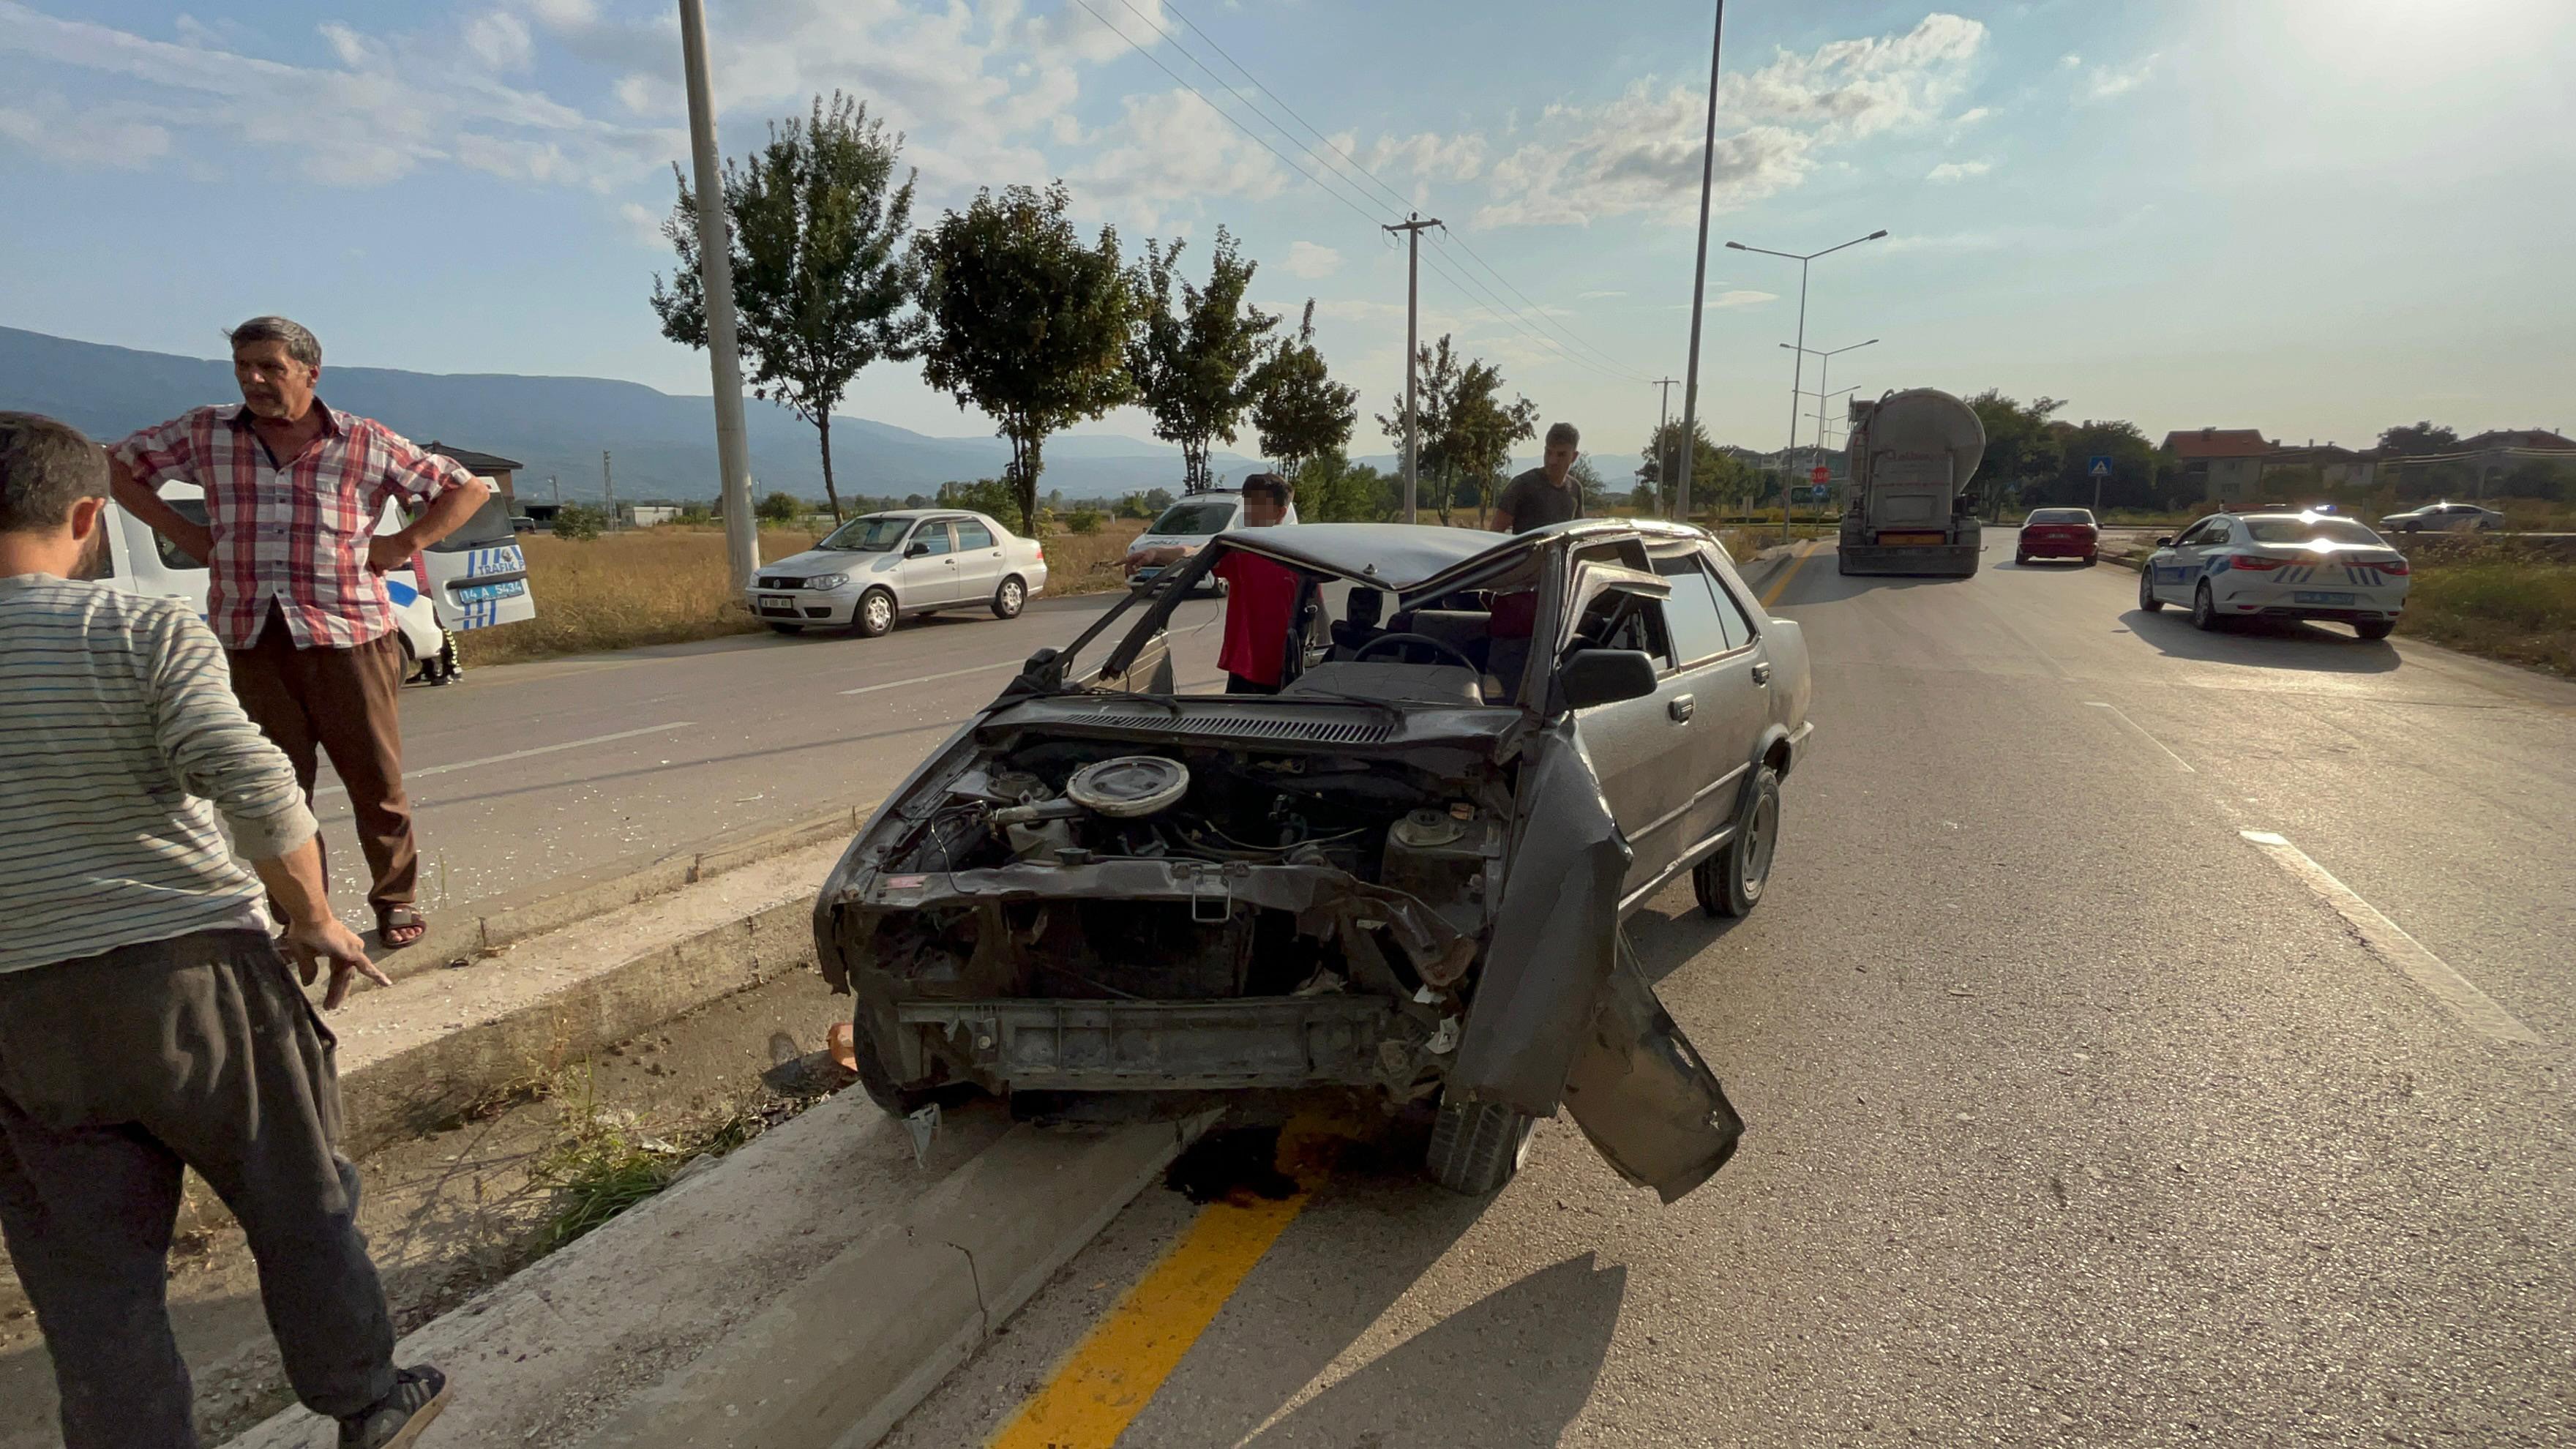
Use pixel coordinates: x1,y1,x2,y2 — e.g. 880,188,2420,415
1126,473,1302,694
108,316,493,950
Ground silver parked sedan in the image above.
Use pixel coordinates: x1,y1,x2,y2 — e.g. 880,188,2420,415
2378,501,2504,533
748,509,1049,638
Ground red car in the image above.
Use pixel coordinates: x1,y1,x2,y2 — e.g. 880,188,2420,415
2016,507,2100,565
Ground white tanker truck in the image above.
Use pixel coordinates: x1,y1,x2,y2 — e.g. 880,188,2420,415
1838,388,1987,577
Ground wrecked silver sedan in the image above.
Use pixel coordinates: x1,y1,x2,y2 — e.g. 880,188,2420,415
812,520,1813,1200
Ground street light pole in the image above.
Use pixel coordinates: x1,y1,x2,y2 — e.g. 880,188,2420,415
1731,231,1887,543
1675,1,1728,524
677,0,757,593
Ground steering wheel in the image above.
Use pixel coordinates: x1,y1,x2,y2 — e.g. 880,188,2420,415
1354,632,1478,672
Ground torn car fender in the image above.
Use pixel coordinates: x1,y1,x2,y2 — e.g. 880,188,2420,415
1559,935,1744,1203
1447,723,1628,1115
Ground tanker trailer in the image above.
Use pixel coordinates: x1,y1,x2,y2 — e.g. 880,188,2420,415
1838,388,1986,577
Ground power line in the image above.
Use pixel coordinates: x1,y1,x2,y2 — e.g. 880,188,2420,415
1425,231,1655,383
1434,229,1649,378
1157,0,1418,217
1068,0,1390,237
1415,242,1656,386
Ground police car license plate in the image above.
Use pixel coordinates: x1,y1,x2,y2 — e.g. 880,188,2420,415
457,580,526,604
2294,591,2356,604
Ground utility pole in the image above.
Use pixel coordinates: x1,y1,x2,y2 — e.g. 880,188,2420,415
1383,214,1441,525
602,450,616,531
1652,378,1679,517
548,474,560,504
677,0,758,591
1677,1,1728,525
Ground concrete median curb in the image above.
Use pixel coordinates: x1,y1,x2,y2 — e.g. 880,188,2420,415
372,804,872,986
578,1114,1212,1449
1736,542,1802,594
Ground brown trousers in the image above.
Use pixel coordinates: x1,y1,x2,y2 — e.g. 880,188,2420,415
228,613,416,912
0,932,398,1445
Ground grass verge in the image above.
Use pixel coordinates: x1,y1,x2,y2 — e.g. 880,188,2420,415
2395,552,2576,676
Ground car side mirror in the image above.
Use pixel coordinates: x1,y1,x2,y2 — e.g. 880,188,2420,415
2154,536,2174,547
1559,649,1660,710
905,541,931,558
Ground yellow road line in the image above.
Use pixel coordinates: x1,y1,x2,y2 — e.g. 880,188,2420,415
1760,540,1816,608
986,1126,1340,1448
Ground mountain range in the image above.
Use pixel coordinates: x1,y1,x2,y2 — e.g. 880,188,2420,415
0,326,1272,503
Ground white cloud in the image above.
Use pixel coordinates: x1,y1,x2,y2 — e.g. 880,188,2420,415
1283,240,1341,279
1476,12,1989,227
0,97,168,168
620,199,668,248
1579,289,1626,299
529,0,599,31
1953,105,1993,126
1350,129,1487,183
2060,53,2083,69
2082,53,2160,102
1710,290,1775,309
1070,89,1284,232
463,11,533,72
1925,158,1991,182
0,4,661,187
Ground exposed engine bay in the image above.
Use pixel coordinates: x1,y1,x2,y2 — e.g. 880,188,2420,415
834,732,1512,1107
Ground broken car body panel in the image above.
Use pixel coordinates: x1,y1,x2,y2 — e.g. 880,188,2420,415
812,520,1805,1200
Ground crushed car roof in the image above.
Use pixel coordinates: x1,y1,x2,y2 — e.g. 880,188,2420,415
1221,518,1709,591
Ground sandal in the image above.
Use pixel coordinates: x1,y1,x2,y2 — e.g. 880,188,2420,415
378,905,428,950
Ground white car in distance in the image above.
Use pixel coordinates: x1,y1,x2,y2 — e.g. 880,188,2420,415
1123,489,1301,594
2138,510,2410,640
749,509,1047,638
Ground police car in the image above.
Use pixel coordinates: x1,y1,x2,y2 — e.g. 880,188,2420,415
2137,509,2409,640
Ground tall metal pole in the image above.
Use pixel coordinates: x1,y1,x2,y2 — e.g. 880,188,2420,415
1652,378,1678,517
678,0,757,591
1384,215,1440,524
1782,257,1808,544
1675,1,1727,525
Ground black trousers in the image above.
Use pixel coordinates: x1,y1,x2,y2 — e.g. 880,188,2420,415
0,931,397,1447
1224,671,1280,695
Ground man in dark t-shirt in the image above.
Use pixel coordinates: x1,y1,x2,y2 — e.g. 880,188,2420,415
1124,473,1300,693
1493,422,1584,533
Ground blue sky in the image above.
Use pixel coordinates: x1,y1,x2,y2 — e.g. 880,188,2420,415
4,0,2570,470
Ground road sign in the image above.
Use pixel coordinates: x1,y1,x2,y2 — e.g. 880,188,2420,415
1810,465,1832,484
2087,454,2113,478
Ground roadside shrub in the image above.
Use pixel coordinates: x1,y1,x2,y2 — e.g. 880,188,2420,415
1067,507,1103,534
553,503,604,540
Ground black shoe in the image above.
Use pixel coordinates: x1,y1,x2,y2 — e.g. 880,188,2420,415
338,1365,450,1449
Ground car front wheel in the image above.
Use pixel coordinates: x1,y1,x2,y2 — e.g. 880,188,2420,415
853,588,896,638
2192,580,2223,631
1425,1093,1535,1195
2138,566,2163,611
1696,764,1781,918
992,574,1026,619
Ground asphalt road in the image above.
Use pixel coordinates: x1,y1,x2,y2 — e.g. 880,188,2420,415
310,589,1231,923
877,536,2576,1448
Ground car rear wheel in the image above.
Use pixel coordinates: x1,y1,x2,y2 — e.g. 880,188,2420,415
1425,1093,1535,1195
853,588,896,638
2138,566,2163,611
1696,764,1781,918
2192,580,2223,631
2082,553,2098,566
2014,552,2030,566
992,574,1026,620
2356,619,2396,640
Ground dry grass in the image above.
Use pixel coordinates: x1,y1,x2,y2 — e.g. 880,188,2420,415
2397,550,2576,676
455,525,819,667
1037,517,1148,596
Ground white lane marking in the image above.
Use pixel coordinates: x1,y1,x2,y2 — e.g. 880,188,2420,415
839,659,1027,697
2239,830,2542,1046
315,720,696,799
2084,700,2196,772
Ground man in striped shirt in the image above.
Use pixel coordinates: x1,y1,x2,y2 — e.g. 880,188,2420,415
0,413,449,1448
108,315,493,950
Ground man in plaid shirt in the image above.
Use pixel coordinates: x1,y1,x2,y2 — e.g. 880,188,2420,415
109,316,493,950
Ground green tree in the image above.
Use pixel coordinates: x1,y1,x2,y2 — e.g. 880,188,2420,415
935,477,1021,520
1294,451,1391,522
1441,356,1538,527
913,181,1137,534
1377,335,1462,520
755,490,803,524
1566,456,1608,512
1639,419,1731,514
2033,419,2157,510
1126,228,1278,495
553,503,605,540
1251,299,1358,480
653,92,920,525
2378,421,2461,457
1965,390,2066,514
